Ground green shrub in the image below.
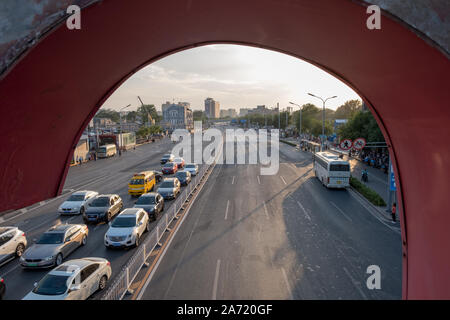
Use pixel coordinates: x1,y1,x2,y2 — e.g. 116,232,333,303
350,176,387,207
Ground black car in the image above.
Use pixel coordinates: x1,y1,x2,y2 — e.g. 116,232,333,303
154,171,163,183
0,277,5,300
83,194,123,223
175,170,191,186
133,192,165,221
160,154,175,164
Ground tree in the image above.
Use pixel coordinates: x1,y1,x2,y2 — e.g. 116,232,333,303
338,110,384,142
137,104,160,125
334,100,362,119
95,108,120,123
126,111,137,122
193,110,207,123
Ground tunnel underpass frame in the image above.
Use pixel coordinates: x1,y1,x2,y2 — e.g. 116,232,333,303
0,0,449,299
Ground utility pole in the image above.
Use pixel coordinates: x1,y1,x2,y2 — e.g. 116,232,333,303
289,102,302,140
277,102,280,129
308,93,337,151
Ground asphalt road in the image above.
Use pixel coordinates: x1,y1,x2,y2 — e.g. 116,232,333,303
0,136,204,300
140,127,402,300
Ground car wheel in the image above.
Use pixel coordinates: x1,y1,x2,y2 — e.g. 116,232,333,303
80,206,85,215
161,204,164,212
98,275,107,291
81,235,87,246
145,220,150,233
55,253,63,266
15,243,25,257
106,212,111,222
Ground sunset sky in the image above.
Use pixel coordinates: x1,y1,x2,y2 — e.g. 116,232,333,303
101,44,361,112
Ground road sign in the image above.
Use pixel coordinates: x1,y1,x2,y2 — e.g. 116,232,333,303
353,137,367,150
390,164,397,191
339,139,353,150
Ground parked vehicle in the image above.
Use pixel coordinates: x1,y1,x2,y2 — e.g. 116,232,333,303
98,144,117,158
22,258,111,300
104,208,150,248
173,157,185,169
175,170,191,186
0,227,27,267
154,171,163,182
128,171,156,197
162,162,178,174
0,277,5,300
157,178,181,200
58,190,98,215
20,224,88,269
160,153,175,164
83,194,123,223
133,192,164,221
184,163,199,176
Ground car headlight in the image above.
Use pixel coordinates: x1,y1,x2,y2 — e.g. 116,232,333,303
44,256,54,261
20,256,25,261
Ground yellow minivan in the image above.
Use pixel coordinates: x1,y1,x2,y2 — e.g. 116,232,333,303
128,171,156,197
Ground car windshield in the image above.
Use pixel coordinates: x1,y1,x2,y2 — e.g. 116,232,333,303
67,194,85,201
33,274,70,296
136,196,156,205
90,197,109,207
111,217,136,228
130,179,144,185
174,158,182,162
176,172,187,178
162,154,171,159
186,164,195,168
160,181,174,188
37,232,64,244
163,163,174,168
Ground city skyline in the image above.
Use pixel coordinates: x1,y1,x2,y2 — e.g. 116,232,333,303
100,44,361,113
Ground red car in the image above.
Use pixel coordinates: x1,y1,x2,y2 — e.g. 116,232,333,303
173,157,185,169
162,162,178,174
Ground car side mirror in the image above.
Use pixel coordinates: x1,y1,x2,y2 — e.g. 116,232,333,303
65,238,71,243
139,222,143,226
69,285,81,293
108,222,112,226
33,282,38,288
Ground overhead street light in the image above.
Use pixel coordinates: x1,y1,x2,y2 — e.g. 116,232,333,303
307,93,337,151
289,101,303,139
119,104,131,151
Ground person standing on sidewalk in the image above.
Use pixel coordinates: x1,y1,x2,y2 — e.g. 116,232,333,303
391,202,397,223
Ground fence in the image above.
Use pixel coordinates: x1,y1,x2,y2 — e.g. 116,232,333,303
101,163,213,300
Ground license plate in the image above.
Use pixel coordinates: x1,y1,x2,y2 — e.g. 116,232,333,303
28,263,37,267
112,242,121,246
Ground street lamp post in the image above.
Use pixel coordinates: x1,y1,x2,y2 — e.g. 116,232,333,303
119,104,131,151
307,93,337,151
289,101,303,139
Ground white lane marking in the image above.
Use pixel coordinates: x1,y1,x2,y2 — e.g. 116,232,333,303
329,201,352,222
224,200,230,220
257,176,261,185
296,201,311,221
280,176,287,185
281,267,294,300
342,267,368,300
263,203,269,219
0,262,20,277
212,259,221,300
231,176,235,185
25,215,60,233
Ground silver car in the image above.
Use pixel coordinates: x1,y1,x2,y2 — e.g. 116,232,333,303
20,224,88,269
58,190,99,215
22,257,112,300
184,163,199,176
157,178,181,200
104,208,150,248
0,227,27,267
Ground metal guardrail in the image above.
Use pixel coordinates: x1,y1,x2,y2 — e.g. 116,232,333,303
101,163,212,300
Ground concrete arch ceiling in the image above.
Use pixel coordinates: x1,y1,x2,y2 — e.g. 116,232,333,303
0,0,449,299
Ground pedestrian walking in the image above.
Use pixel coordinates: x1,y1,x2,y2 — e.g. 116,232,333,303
391,202,397,223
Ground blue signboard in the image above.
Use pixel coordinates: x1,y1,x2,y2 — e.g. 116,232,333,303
390,164,396,191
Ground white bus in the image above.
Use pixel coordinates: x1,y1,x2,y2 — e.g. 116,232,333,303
313,152,350,188
98,144,117,158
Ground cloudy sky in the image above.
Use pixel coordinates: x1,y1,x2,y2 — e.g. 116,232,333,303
101,44,361,112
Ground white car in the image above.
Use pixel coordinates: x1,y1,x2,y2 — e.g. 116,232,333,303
58,190,98,215
0,227,27,267
22,257,111,300
184,163,199,176
104,208,150,248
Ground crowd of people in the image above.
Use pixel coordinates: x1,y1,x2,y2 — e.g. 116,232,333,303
357,149,389,173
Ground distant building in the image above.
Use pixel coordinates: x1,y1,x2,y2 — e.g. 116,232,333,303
248,105,273,115
205,97,220,118
239,108,250,116
220,108,238,118
72,135,90,163
287,106,293,114
163,103,193,130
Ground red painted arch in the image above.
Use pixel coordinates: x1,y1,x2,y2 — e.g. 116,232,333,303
0,0,449,299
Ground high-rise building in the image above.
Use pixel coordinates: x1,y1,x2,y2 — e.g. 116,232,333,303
162,102,193,130
205,97,220,118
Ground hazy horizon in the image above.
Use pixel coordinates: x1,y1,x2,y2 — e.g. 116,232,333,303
100,44,361,113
